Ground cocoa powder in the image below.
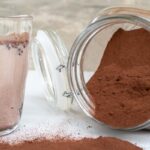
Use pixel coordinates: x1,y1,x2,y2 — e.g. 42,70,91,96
0,137,142,150
87,28,150,128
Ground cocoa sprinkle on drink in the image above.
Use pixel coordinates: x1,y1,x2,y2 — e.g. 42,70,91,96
0,32,29,56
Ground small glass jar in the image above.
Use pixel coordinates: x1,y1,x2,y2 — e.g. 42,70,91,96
32,7,150,131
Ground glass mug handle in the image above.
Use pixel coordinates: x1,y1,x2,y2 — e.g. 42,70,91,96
31,30,72,110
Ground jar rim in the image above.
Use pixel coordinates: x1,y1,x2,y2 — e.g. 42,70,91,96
0,15,33,20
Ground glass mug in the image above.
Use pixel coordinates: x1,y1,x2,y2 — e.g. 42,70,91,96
0,15,32,136
32,7,150,131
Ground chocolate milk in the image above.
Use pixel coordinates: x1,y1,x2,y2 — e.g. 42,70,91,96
0,32,29,131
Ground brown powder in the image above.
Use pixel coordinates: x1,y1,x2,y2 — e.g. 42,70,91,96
0,137,142,150
0,32,29,45
87,28,150,128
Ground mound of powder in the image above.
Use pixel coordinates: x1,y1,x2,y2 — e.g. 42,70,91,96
87,28,150,128
0,137,142,150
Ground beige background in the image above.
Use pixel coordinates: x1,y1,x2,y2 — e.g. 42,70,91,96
0,0,149,69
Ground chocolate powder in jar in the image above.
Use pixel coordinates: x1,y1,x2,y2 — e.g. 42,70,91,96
0,137,142,150
87,28,150,128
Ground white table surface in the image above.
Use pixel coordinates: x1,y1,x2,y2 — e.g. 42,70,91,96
0,71,150,149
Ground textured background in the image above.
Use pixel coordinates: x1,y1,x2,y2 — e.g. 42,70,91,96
0,0,149,69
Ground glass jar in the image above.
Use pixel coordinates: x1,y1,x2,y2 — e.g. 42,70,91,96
0,15,32,136
32,7,150,131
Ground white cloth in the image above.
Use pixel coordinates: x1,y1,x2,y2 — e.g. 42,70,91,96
0,71,149,149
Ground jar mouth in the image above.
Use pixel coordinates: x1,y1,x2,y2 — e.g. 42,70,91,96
67,14,150,130
0,15,33,20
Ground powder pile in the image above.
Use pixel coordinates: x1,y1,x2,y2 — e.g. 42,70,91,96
87,28,150,128
0,137,142,150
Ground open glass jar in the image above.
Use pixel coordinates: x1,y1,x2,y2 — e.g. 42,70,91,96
32,7,150,131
